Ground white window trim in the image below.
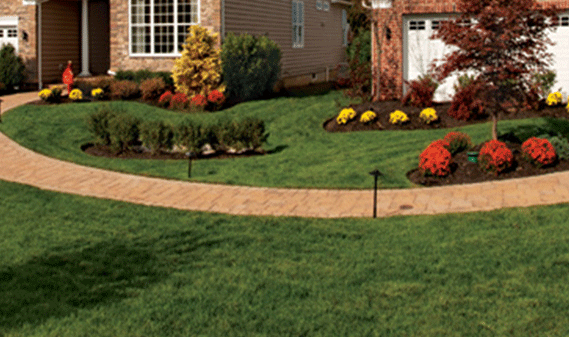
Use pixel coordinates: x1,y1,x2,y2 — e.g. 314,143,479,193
292,0,304,48
128,0,200,57
0,16,19,54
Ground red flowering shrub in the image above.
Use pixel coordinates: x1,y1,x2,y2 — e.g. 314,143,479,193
522,137,556,167
207,90,225,105
443,131,472,154
401,75,438,108
169,92,188,110
191,94,207,107
158,90,173,107
478,140,513,175
448,81,486,121
419,140,452,177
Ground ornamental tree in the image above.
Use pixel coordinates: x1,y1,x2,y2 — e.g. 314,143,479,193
432,0,559,140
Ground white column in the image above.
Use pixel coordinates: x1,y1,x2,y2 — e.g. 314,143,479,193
79,0,91,77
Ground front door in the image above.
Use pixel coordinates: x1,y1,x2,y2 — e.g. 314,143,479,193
89,0,110,75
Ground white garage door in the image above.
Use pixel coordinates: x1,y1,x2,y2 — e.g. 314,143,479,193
0,17,18,53
403,14,569,103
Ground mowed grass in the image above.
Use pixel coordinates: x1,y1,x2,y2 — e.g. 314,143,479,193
3,91,569,189
1,180,569,336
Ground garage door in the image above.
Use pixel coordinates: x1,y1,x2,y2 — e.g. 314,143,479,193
0,17,18,53
403,14,569,103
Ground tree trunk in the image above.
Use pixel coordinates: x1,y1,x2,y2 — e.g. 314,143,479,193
491,113,498,140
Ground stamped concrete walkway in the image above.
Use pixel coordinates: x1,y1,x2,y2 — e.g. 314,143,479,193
1,91,569,218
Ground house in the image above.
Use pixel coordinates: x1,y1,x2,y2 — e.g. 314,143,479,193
0,0,352,89
368,0,569,101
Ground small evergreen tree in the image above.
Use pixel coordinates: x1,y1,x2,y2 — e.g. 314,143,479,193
0,44,25,90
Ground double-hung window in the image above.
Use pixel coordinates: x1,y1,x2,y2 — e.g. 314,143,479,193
292,0,304,48
130,0,199,56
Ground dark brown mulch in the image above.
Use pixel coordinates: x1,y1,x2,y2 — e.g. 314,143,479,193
407,142,569,186
82,143,265,160
324,100,569,132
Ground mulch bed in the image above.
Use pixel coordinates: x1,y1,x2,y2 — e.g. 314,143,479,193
323,100,569,132
326,100,569,186
81,143,265,161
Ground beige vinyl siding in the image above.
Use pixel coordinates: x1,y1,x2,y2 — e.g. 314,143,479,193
224,0,347,79
41,0,81,83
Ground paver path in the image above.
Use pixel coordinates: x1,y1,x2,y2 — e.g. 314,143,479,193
1,91,569,218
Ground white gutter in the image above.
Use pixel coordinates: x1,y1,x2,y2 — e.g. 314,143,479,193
331,0,353,5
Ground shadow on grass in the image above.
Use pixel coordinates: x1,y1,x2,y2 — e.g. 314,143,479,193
500,117,569,142
0,232,223,331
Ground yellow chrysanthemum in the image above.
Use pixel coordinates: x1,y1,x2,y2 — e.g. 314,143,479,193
38,89,52,101
336,108,356,125
546,92,562,106
360,110,377,124
69,89,83,101
389,110,409,125
419,107,438,124
91,88,104,99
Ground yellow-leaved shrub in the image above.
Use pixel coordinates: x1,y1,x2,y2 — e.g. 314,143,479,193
172,25,224,97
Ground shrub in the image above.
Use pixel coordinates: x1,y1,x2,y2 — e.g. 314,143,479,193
140,77,166,101
69,89,83,101
172,25,223,97
419,108,438,124
401,75,438,108
443,131,472,154
91,78,114,99
107,113,141,152
158,91,173,108
190,94,207,108
0,44,25,90
237,117,268,150
337,108,356,124
51,86,63,102
345,30,372,99
221,32,281,101
110,80,140,100
114,69,173,86
140,120,175,154
73,79,94,98
86,105,119,145
419,140,452,177
170,93,189,110
360,110,377,123
177,119,215,154
544,135,569,160
478,140,513,175
521,137,556,167
207,89,225,106
532,70,556,98
448,80,486,121
546,92,562,106
389,110,409,125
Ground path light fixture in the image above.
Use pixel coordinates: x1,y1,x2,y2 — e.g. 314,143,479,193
369,169,382,218
0,98,3,123
187,151,195,178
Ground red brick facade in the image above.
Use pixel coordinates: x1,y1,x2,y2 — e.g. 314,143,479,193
371,0,569,100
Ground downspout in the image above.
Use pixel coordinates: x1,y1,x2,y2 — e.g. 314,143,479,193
37,1,43,90
221,0,225,42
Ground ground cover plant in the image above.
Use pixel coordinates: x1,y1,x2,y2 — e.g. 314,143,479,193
1,180,569,336
4,90,569,189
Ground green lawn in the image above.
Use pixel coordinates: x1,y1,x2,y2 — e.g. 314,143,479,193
1,179,569,336
3,91,568,189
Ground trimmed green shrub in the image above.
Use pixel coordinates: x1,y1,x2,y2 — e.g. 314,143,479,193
177,119,215,154
140,120,174,154
108,113,141,152
221,32,281,101
239,117,268,150
0,44,25,90
140,77,167,101
86,105,119,145
115,69,174,87
110,80,140,100
539,134,569,160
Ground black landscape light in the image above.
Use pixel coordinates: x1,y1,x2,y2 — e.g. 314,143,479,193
369,169,382,218
187,151,195,178
0,98,3,123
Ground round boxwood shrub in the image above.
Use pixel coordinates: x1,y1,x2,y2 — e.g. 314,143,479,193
221,32,281,102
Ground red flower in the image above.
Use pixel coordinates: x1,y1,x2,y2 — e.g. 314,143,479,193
207,90,225,105
419,140,452,177
522,137,556,167
158,90,173,106
478,140,513,175
191,94,207,107
169,92,188,109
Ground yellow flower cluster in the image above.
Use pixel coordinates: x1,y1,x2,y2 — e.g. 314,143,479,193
336,108,356,125
69,89,83,101
389,110,409,124
567,101,569,113
419,107,438,124
91,88,104,99
546,92,562,106
360,110,377,123
38,89,52,101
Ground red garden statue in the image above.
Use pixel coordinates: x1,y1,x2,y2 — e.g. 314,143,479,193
62,61,74,93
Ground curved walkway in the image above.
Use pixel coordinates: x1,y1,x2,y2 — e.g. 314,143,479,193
1,91,569,218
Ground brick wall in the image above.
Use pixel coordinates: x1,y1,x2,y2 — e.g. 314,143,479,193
109,0,221,72
0,0,37,82
372,0,569,100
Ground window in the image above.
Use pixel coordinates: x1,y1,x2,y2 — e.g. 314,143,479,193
409,20,425,30
292,0,304,48
316,0,322,10
560,16,569,27
431,20,440,30
130,0,199,56
342,9,349,47
322,1,330,11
